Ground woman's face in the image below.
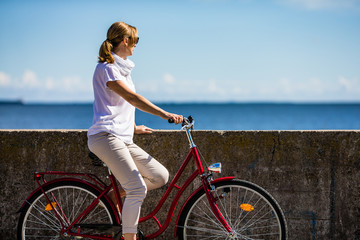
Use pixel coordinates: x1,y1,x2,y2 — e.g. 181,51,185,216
114,37,138,59
126,37,139,56
126,43,136,56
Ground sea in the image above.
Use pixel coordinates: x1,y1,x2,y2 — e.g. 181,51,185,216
1,102,360,131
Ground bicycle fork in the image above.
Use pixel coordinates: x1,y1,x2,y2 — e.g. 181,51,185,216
201,174,234,236
190,143,235,237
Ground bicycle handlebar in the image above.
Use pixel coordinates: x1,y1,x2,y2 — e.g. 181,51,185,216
168,116,194,128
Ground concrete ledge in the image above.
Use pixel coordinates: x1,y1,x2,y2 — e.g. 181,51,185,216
0,130,359,239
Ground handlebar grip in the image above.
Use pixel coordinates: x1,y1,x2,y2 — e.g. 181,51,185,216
168,115,190,124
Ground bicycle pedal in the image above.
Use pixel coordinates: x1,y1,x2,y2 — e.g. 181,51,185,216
138,228,145,240
113,230,123,240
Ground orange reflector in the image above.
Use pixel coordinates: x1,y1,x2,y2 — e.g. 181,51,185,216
240,203,254,212
45,202,57,211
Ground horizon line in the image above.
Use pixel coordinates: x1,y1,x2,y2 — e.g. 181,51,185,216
1,99,360,105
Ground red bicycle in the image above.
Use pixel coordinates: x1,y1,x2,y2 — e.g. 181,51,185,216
17,116,287,239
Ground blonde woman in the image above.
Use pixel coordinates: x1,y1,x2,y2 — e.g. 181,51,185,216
87,21,183,240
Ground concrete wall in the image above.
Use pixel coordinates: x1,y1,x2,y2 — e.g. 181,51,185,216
0,130,359,239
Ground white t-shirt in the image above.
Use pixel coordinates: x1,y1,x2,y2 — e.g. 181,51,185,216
88,53,136,144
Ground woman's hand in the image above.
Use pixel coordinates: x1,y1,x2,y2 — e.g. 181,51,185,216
134,125,153,134
164,113,183,125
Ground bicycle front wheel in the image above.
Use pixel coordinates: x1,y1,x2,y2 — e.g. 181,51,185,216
177,179,287,240
17,180,118,240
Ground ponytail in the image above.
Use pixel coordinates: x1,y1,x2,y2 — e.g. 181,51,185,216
98,39,115,63
98,21,138,63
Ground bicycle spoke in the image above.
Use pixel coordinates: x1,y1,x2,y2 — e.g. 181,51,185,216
27,213,60,233
27,201,61,230
51,189,70,226
237,206,274,232
72,187,87,221
186,214,225,231
23,235,61,239
233,189,256,228
194,198,229,234
182,224,227,235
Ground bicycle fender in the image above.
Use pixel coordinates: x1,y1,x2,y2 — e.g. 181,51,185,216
174,176,235,238
17,177,105,213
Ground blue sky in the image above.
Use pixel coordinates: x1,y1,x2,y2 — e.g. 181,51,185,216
0,0,359,103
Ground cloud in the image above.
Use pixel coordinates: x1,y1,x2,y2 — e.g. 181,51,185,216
0,72,11,86
91,72,360,102
22,70,40,88
338,76,360,92
277,0,360,10
208,80,218,92
63,76,84,92
45,77,56,90
253,76,360,101
206,79,227,96
274,77,329,97
0,69,93,102
163,73,176,84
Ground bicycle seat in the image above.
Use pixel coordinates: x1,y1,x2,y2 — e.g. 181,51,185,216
88,152,106,167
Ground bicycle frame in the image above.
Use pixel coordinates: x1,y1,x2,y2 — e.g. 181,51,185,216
137,125,233,239
21,118,234,239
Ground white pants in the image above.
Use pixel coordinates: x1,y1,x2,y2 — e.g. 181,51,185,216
88,132,169,234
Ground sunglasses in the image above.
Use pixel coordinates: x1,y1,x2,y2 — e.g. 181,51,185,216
128,36,139,44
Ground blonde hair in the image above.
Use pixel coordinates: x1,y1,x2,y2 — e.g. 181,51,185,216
98,21,138,63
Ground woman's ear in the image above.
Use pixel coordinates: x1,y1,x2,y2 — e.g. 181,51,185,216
123,37,129,47
118,38,128,47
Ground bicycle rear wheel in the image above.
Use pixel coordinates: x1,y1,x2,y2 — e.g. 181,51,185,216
177,179,287,240
17,180,118,240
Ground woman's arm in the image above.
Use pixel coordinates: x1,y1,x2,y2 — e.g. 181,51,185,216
107,80,182,124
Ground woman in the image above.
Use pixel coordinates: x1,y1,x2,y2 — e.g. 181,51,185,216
87,21,183,240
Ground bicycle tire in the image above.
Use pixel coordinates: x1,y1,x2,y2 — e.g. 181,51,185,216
17,180,118,240
177,179,287,240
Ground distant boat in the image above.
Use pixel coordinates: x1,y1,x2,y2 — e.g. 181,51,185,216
0,99,24,105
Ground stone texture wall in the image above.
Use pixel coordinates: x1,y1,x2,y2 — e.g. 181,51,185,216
0,130,359,239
